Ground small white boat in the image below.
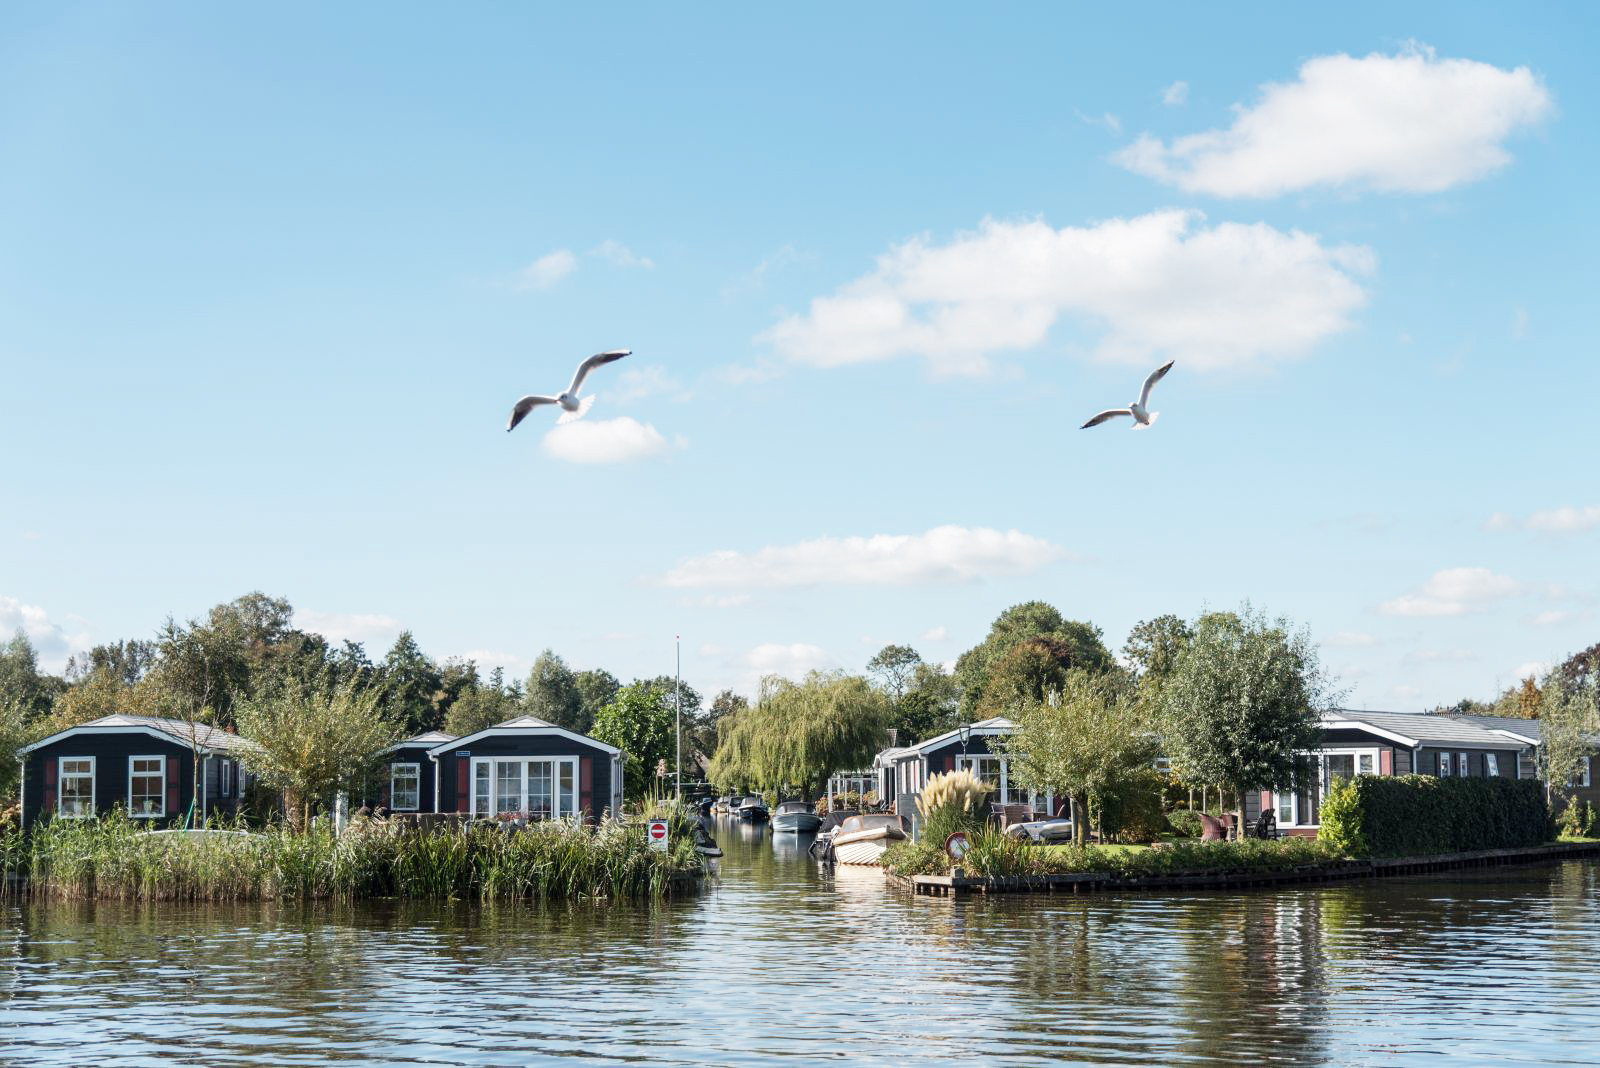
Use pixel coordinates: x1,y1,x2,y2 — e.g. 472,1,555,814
830,812,908,865
1004,818,1075,843
771,800,822,834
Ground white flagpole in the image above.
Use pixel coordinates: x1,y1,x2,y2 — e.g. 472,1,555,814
675,635,682,803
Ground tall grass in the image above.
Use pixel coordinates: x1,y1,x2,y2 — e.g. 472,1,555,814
1,811,704,904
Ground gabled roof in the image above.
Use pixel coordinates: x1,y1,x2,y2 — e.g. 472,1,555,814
1323,709,1530,750
1451,714,1545,745
385,730,457,753
426,715,621,758
19,714,256,756
908,716,1015,756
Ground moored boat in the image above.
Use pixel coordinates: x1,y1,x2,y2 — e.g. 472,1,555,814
770,800,822,833
736,795,770,823
829,812,908,865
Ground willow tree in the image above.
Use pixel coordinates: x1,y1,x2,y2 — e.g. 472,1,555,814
1159,605,1336,839
707,671,889,799
1539,658,1600,809
235,677,403,828
998,669,1154,845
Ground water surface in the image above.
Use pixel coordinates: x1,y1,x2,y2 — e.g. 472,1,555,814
3,819,1598,1065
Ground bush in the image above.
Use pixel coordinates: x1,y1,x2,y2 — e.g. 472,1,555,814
884,835,1346,879
1166,810,1203,838
1096,771,1172,842
1317,774,1552,858
882,839,948,877
1559,798,1595,839
916,769,993,844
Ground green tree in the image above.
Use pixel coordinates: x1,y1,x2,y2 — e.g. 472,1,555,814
524,650,582,731
999,669,1155,845
866,644,923,702
954,602,1114,715
0,630,60,719
0,695,35,801
707,671,889,800
1122,613,1194,701
896,661,962,743
234,677,404,828
379,631,444,735
591,680,680,800
445,666,520,737
573,668,621,735
1539,658,1599,810
977,636,1081,717
1159,605,1337,839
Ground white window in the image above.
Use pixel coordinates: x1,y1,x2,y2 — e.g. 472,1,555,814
1458,752,1469,777
1486,753,1499,777
391,763,420,811
128,756,166,817
468,757,581,819
59,757,95,817
1573,758,1593,789
220,759,235,799
955,754,1011,805
1438,752,1451,777
1276,790,1295,826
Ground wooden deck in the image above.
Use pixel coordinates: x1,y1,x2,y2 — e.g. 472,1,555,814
891,840,1600,898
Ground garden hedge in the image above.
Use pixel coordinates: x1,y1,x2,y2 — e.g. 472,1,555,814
1318,774,1552,858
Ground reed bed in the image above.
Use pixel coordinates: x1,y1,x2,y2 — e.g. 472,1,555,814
1,812,704,904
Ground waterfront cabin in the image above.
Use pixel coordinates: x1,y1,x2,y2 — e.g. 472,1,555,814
18,714,254,830
1247,710,1534,836
880,717,1061,825
425,716,623,824
1453,713,1600,815
354,730,456,814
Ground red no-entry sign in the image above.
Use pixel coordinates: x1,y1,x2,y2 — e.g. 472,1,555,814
647,819,669,851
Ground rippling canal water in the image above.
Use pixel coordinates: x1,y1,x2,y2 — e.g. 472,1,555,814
4,820,1599,1065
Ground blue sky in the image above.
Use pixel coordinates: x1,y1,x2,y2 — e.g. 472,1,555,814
2,3,1595,708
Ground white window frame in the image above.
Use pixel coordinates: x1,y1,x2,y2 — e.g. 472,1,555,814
1438,751,1452,777
1458,752,1469,778
1573,757,1593,789
467,756,580,820
1273,747,1381,828
127,755,167,818
58,756,96,818
220,759,234,799
390,762,421,812
1486,753,1499,777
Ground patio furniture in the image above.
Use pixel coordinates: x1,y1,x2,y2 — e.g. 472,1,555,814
1253,810,1280,840
1198,812,1227,841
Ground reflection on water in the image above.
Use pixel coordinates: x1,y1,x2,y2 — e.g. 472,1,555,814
3,818,1599,1065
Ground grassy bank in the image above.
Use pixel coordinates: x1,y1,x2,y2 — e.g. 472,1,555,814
2,812,704,903
885,832,1345,880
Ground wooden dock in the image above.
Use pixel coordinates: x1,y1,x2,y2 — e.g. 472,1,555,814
892,840,1600,898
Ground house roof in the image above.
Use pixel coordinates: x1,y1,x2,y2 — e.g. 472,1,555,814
1450,714,1545,745
19,714,256,756
873,746,913,768
1323,709,1529,749
908,716,1015,756
386,730,457,753
426,715,621,758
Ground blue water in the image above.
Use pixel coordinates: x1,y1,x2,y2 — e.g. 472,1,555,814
3,820,1597,1065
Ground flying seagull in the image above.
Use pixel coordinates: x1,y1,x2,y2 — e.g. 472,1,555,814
1080,359,1174,430
506,349,631,432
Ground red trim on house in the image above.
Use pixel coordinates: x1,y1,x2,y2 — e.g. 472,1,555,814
42,760,56,814
455,754,470,812
580,757,593,822
166,763,181,817
1380,749,1393,775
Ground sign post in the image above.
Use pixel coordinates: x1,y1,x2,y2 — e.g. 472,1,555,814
647,818,669,852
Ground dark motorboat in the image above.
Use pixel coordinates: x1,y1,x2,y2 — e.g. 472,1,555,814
736,795,770,823
771,800,822,833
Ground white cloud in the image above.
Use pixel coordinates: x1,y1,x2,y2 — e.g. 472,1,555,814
1392,684,1424,701
295,610,405,650
1162,81,1189,106
612,365,692,404
1488,505,1600,534
1116,46,1552,197
921,626,949,643
1514,660,1551,682
0,595,91,673
1530,609,1591,627
745,642,833,679
722,244,800,298
1075,109,1122,133
1405,648,1479,664
516,249,576,289
1323,630,1378,648
686,594,752,609
590,240,655,270
761,210,1371,375
1379,567,1521,617
541,417,678,464
660,525,1066,589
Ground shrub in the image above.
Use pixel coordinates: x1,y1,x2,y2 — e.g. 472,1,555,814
882,839,948,877
1096,771,1172,842
1559,798,1595,839
1317,774,1552,858
1166,810,1203,839
916,769,994,844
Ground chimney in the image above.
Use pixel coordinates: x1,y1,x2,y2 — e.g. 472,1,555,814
887,728,898,747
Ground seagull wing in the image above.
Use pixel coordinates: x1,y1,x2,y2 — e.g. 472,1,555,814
1080,408,1133,429
507,395,559,432
567,349,631,395
1138,359,1174,408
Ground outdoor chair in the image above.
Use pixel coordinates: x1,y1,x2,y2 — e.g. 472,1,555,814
1197,812,1227,841
998,803,1031,829
1253,810,1280,840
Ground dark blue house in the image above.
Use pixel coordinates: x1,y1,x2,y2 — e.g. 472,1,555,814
426,716,624,823
18,714,254,829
